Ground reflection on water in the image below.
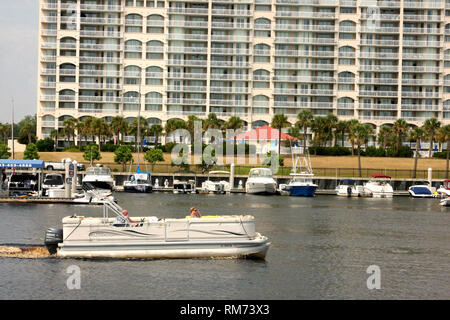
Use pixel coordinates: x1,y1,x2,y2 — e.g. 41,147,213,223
0,194,449,299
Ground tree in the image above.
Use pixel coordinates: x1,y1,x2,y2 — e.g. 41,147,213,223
408,127,426,179
377,126,393,150
224,116,244,144
271,113,290,157
324,113,338,146
347,119,360,156
23,143,40,160
203,113,221,130
164,119,187,143
335,120,349,147
144,148,164,171
50,129,59,150
114,145,133,171
296,109,314,152
311,116,327,150
36,138,55,152
129,116,149,150
353,124,374,177
63,118,77,146
148,124,163,145
110,116,128,144
186,115,203,141
0,124,10,145
423,117,441,158
0,144,11,159
83,144,101,165
437,125,450,179
18,117,37,144
392,118,409,156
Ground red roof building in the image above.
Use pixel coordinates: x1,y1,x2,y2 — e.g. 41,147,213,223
234,125,298,141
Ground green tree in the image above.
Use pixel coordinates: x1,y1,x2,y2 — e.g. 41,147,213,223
148,124,163,146
353,124,374,177
437,125,450,179
392,118,409,155
423,117,441,158
144,148,165,171
347,119,360,156
271,113,291,157
114,145,133,171
408,127,426,179
36,138,55,152
0,144,11,159
324,113,338,146
62,118,77,146
23,143,40,160
50,129,59,150
377,125,393,150
0,124,10,145
110,116,128,144
83,144,101,165
203,113,221,130
296,109,314,152
335,120,349,147
224,116,244,144
311,116,327,150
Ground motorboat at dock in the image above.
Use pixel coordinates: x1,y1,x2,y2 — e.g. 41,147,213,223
363,174,394,198
123,169,153,193
279,149,317,197
408,181,437,198
335,179,365,197
44,194,270,259
245,168,277,195
201,171,231,194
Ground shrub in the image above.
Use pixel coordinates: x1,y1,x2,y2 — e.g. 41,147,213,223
144,148,165,170
364,146,386,157
309,146,351,156
114,145,133,171
386,146,413,158
83,144,101,163
433,151,447,159
0,144,11,159
23,143,40,160
36,138,55,152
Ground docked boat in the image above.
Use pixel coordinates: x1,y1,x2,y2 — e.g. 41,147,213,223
123,170,153,193
172,170,197,194
245,168,277,195
44,197,270,259
408,181,437,198
437,180,450,197
336,179,365,197
440,197,450,206
280,150,317,197
82,165,115,191
72,188,116,204
363,174,394,198
7,173,39,196
201,171,231,194
42,173,64,196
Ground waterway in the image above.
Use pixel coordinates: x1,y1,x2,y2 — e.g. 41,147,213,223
0,193,449,299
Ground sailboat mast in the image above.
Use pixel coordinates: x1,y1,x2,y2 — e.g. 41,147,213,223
137,72,142,168
11,98,15,160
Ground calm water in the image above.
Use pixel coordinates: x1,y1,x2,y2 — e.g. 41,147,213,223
0,193,449,300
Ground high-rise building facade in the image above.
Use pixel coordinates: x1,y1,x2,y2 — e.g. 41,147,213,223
37,0,450,145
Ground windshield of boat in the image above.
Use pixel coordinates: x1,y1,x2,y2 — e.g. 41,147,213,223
44,175,63,185
249,169,272,178
10,174,37,182
86,167,111,176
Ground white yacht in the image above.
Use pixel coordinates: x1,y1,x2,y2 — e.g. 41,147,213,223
245,168,277,195
363,174,394,198
201,171,231,194
335,179,365,197
44,197,270,259
82,165,115,191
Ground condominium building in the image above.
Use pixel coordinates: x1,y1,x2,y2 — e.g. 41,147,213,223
37,0,450,145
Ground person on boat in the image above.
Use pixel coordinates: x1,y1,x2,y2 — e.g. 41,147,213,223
114,209,138,225
190,207,202,218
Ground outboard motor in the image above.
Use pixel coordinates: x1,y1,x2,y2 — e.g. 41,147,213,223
347,186,352,197
44,227,63,255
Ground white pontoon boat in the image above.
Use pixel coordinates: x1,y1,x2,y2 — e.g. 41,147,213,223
44,192,270,259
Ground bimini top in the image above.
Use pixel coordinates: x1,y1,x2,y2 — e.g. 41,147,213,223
370,174,391,179
0,159,45,169
339,179,356,183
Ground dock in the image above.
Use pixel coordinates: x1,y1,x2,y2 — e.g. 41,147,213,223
0,197,101,204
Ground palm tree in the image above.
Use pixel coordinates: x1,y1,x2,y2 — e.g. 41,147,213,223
224,116,244,144
296,109,314,152
335,120,349,147
353,123,374,177
423,117,441,158
128,116,148,150
347,119,360,156
50,129,59,149
110,116,128,144
148,124,163,145
408,127,426,179
377,125,393,150
271,113,291,156
311,116,327,150
203,113,221,130
0,124,10,145
324,113,338,146
62,118,77,146
437,125,450,179
392,118,409,155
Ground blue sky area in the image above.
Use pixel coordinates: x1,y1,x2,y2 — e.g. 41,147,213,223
0,0,39,123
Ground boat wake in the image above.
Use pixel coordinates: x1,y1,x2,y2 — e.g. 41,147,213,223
0,246,50,259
